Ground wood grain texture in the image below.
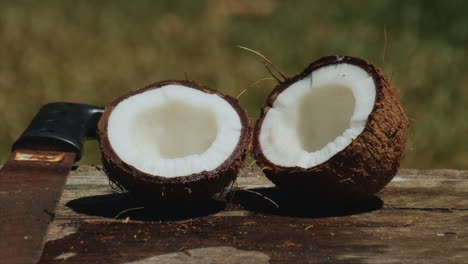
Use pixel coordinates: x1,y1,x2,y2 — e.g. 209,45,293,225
38,166,468,264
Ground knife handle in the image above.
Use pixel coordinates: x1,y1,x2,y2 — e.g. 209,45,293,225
12,102,104,161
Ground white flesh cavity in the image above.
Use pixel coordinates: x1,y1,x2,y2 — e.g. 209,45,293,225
259,63,376,168
108,84,242,177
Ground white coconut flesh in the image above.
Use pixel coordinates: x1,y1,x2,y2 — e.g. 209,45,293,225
259,63,376,168
107,84,242,177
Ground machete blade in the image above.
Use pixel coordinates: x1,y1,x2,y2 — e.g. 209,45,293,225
0,150,76,264
0,102,103,264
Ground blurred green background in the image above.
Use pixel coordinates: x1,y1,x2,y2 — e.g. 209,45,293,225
0,0,467,169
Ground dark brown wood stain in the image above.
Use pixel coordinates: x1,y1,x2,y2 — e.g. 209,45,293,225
39,209,466,264
35,167,468,263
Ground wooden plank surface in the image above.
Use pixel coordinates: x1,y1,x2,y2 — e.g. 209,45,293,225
38,166,468,264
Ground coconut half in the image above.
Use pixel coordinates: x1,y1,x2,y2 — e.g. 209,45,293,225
253,56,409,200
98,80,251,200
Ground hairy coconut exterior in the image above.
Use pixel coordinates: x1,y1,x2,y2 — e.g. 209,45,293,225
253,56,409,201
98,80,251,201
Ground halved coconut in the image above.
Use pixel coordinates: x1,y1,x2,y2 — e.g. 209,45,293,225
98,80,251,200
253,56,409,200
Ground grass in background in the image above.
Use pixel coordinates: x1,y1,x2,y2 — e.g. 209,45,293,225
0,0,467,169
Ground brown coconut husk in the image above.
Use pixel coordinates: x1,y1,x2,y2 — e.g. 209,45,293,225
253,56,409,201
97,80,251,201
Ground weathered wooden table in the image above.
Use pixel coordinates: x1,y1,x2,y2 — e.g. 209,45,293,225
38,166,467,263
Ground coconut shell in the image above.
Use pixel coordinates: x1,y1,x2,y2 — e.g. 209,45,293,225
98,80,251,201
253,56,409,201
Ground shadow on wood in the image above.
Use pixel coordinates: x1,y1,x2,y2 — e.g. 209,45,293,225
66,193,226,221
227,187,383,217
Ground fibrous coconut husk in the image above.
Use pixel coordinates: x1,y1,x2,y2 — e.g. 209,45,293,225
98,80,251,201
253,56,409,201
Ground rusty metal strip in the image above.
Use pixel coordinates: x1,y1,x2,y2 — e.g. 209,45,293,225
13,152,65,163
0,149,76,264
